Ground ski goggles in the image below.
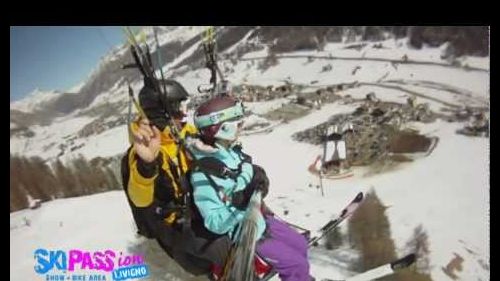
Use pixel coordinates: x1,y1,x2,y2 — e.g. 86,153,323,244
214,119,244,141
194,102,245,129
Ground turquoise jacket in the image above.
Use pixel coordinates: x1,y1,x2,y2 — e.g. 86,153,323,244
189,142,266,241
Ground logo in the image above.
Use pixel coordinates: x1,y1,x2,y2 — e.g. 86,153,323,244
34,249,149,281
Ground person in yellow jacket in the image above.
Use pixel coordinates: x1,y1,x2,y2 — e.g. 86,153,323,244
120,78,230,276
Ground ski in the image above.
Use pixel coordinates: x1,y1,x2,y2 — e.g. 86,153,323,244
321,253,416,281
260,192,364,281
309,191,364,246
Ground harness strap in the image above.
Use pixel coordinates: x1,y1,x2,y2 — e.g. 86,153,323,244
192,146,252,205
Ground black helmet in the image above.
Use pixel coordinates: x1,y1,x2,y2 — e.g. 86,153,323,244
161,79,189,106
139,78,189,131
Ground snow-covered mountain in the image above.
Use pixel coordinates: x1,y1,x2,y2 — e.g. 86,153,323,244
10,88,63,113
10,26,489,281
9,27,489,162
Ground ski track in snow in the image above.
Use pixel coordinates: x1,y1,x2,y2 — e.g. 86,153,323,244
10,35,489,281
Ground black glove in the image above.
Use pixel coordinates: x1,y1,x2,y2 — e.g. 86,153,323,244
231,190,250,211
251,164,269,198
231,165,269,210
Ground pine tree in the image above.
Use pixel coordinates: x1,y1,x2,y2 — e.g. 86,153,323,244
29,156,59,200
104,166,120,190
52,159,79,197
19,157,50,202
392,225,433,281
326,226,343,250
406,224,431,274
10,154,28,211
348,189,397,277
72,155,102,195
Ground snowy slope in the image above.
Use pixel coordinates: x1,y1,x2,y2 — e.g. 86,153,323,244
10,102,489,281
10,192,139,281
240,103,489,281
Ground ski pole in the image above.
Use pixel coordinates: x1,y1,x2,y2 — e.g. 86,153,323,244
261,192,364,281
319,170,325,197
273,214,311,236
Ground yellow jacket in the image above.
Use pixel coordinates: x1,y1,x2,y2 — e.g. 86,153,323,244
127,120,197,224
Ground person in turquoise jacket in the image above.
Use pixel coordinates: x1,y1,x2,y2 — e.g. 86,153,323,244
188,95,311,281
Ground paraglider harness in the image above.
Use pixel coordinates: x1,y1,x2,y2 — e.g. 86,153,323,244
121,26,241,232
196,28,276,280
121,26,198,234
122,26,274,280
188,146,278,281
191,144,252,204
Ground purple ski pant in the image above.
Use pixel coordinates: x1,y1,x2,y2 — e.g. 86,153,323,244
256,215,310,281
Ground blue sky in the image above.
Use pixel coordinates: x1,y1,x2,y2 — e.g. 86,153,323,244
10,26,125,102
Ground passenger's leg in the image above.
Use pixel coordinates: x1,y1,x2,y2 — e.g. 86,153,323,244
265,215,308,257
256,238,310,281
256,216,310,281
